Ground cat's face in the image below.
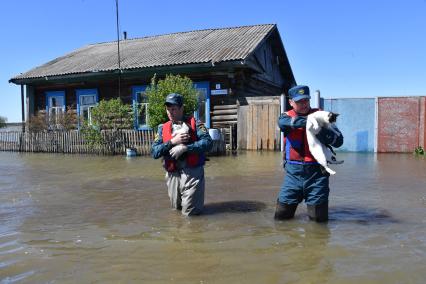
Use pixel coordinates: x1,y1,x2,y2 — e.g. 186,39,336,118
328,112,339,123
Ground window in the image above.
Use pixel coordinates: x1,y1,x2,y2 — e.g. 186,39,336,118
76,89,98,127
45,91,66,126
132,86,148,129
193,82,211,128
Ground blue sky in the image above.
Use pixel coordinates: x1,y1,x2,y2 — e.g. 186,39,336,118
1,0,425,122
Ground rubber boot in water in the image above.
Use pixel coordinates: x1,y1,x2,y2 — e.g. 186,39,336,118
274,200,297,220
307,202,328,222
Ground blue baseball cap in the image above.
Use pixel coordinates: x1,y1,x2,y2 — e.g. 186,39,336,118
165,93,183,107
288,85,311,102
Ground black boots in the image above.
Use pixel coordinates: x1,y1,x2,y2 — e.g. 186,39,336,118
274,201,298,220
307,202,329,222
274,201,329,222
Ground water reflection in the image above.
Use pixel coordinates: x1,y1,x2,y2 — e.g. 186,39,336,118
203,200,267,215
329,206,399,224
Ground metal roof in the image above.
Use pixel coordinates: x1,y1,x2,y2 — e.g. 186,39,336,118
11,24,277,81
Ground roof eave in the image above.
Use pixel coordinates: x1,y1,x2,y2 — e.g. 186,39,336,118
9,60,251,85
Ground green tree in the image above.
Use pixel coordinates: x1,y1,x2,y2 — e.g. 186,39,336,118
0,116,7,128
145,74,198,129
90,98,133,130
81,98,133,148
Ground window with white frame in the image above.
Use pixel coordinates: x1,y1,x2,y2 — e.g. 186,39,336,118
132,86,148,129
193,81,210,127
196,87,207,123
76,89,98,127
136,91,148,128
79,95,97,125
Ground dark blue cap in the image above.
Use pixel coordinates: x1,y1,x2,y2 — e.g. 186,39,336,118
165,93,183,107
288,85,310,102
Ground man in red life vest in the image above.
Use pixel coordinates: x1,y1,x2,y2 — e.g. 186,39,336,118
151,93,212,216
274,85,343,222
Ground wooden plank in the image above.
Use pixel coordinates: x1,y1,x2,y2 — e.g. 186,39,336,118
264,105,270,150
237,106,246,150
211,115,238,121
252,105,258,150
246,105,252,150
211,109,238,115
212,105,238,110
268,104,275,150
257,105,263,150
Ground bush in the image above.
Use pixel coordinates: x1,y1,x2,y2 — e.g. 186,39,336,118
0,116,7,128
26,107,77,132
90,98,133,130
80,121,104,147
27,112,48,132
82,98,133,148
145,74,198,129
414,146,425,155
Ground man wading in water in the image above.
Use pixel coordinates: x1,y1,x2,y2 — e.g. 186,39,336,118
151,93,212,216
274,85,343,222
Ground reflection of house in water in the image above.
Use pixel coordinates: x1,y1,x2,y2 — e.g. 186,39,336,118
9,24,296,150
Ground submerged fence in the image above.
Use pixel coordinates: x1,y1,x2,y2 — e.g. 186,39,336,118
0,129,228,156
0,130,155,155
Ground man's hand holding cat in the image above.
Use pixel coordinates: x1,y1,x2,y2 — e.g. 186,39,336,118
170,132,190,145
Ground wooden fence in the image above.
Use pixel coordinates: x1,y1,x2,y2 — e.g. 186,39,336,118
238,104,281,150
0,129,228,156
0,130,155,155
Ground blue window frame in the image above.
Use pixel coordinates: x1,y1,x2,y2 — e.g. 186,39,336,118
132,85,149,130
45,91,66,125
76,89,98,127
193,81,210,128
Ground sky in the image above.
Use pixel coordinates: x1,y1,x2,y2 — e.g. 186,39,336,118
1,0,425,122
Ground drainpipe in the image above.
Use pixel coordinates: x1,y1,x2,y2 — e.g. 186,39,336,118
20,84,25,132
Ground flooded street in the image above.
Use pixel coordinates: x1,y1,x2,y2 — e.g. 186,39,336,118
0,151,425,283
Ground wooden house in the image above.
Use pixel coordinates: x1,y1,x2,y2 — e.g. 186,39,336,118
10,24,296,150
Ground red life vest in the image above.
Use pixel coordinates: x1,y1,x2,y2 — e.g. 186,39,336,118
284,108,319,164
162,116,204,172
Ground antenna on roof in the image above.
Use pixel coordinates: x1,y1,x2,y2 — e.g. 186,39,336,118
115,0,121,98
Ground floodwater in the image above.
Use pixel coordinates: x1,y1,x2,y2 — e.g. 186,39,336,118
0,151,425,283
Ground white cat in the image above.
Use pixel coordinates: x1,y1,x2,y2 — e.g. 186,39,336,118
172,122,189,136
306,111,343,175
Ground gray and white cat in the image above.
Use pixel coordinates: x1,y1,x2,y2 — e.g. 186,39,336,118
306,111,343,175
172,121,189,136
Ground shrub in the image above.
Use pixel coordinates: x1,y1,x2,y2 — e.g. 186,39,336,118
80,121,104,147
90,98,133,130
145,74,198,129
414,146,425,155
82,98,133,148
27,112,48,132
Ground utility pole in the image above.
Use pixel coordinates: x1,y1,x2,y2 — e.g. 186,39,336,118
115,0,121,98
